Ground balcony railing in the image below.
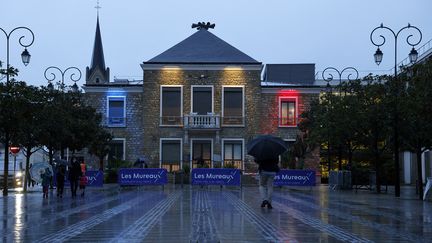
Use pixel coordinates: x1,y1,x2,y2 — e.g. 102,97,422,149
184,113,220,129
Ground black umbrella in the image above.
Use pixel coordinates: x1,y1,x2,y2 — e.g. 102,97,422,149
247,135,288,161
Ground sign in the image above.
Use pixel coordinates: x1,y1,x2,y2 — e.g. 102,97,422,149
191,168,241,186
118,168,167,185
53,170,104,187
86,170,104,187
10,146,20,155
273,170,316,186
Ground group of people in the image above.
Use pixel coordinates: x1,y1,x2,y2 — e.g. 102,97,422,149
40,158,88,199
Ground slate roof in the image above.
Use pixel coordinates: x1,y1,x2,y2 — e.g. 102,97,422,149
90,17,106,70
146,29,260,64
263,64,315,85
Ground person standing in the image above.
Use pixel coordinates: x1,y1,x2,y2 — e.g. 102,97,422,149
257,156,280,209
79,160,87,197
41,168,52,199
69,158,81,198
56,165,66,198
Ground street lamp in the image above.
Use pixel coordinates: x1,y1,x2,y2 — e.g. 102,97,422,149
0,27,34,84
44,66,82,92
370,23,422,197
322,66,359,94
1,26,34,196
322,67,359,172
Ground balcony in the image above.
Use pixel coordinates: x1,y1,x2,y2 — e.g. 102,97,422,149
184,113,220,130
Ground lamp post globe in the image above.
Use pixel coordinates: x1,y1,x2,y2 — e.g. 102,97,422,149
374,48,383,65
21,48,31,66
409,48,418,63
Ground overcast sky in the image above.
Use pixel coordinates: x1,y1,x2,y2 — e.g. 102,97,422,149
2,0,431,87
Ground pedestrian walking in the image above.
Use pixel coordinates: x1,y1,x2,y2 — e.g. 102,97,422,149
41,168,52,199
56,165,66,198
69,158,81,198
79,174,88,197
257,156,279,209
79,160,88,197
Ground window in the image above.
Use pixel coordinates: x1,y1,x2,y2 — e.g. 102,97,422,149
192,86,213,115
279,97,297,127
161,86,182,125
191,140,212,168
108,139,125,168
160,139,182,172
223,140,243,169
107,96,126,127
222,86,244,125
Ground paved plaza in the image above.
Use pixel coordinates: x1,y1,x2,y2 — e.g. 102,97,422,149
1,185,431,242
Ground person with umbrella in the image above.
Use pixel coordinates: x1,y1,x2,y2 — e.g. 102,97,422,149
247,135,287,209
41,167,52,199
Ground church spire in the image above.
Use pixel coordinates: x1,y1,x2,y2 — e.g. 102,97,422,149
86,2,109,85
90,16,106,70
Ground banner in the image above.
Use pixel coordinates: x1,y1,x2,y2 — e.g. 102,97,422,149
86,170,104,187
273,170,316,186
191,168,241,186
118,168,167,185
53,170,103,187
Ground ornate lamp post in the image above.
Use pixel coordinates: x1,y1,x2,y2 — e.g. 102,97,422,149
322,66,359,171
370,23,422,197
322,66,359,94
43,66,81,163
44,66,82,92
0,26,34,196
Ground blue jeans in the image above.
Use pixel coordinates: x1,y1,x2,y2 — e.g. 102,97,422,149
259,171,276,203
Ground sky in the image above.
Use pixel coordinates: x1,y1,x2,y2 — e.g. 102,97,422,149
2,0,431,87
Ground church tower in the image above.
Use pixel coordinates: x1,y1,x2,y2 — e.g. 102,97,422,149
86,14,110,84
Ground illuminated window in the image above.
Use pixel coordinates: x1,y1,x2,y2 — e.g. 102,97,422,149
222,86,244,126
161,86,182,125
107,96,126,127
279,97,297,126
160,139,182,172
223,140,243,169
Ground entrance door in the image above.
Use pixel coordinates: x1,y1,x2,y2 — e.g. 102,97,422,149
192,140,212,168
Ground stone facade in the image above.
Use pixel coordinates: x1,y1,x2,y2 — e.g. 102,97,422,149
141,67,263,171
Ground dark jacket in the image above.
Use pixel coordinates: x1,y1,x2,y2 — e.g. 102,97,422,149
69,162,81,181
257,159,280,173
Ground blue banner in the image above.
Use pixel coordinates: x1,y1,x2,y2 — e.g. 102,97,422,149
86,170,104,187
54,170,104,187
118,168,167,185
191,168,241,186
273,170,316,186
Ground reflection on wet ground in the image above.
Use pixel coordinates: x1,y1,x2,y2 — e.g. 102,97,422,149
1,185,431,242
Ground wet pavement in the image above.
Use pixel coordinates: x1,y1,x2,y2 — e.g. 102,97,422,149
1,185,431,242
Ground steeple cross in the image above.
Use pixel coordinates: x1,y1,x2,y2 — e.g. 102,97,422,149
95,0,101,16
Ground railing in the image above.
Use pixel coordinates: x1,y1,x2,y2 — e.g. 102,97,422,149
107,117,126,127
184,113,220,129
393,38,432,74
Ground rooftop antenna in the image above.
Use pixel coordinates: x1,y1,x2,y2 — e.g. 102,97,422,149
95,0,101,17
